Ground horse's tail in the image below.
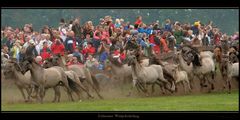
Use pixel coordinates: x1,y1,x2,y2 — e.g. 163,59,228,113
91,73,100,91
67,76,81,93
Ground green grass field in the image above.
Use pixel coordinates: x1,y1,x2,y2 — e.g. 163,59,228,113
2,91,238,111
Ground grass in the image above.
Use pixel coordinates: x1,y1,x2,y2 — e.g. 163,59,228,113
2,91,238,111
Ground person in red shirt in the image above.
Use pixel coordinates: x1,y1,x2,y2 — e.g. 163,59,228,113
51,39,65,56
134,16,142,29
149,32,160,54
40,41,51,61
82,42,96,56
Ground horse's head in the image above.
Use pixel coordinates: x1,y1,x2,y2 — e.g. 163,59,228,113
229,52,239,63
51,54,62,66
181,50,194,66
42,59,53,68
20,56,34,74
108,55,123,67
127,55,137,66
3,60,23,79
181,46,201,66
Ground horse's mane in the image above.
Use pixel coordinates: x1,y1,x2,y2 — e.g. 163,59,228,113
149,54,164,66
190,48,202,66
229,52,239,63
108,56,123,67
25,45,35,57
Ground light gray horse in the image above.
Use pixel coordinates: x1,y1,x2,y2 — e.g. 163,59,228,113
3,60,33,102
128,55,175,96
20,56,75,103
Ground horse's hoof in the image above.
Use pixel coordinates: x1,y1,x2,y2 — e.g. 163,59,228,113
78,100,82,102
24,100,29,103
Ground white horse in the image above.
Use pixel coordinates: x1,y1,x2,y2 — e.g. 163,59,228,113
172,64,191,94
128,55,175,96
182,49,216,92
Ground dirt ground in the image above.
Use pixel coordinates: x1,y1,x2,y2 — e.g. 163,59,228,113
1,67,238,104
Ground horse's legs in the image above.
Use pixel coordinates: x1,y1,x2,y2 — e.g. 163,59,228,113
39,85,45,103
63,85,74,101
143,83,149,97
85,79,103,99
151,84,155,95
189,74,194,90
52,86,61,102
17,86,27,102
127,79,137,97
227,77,232,94
79,83,94,99
26,86,33,102
186,79,191,93
156,82,166,95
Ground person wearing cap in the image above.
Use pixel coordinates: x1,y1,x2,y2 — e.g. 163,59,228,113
10,40,22,62
25,39,38,57
191,21,201,35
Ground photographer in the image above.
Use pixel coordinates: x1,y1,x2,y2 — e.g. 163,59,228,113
98,39,110,63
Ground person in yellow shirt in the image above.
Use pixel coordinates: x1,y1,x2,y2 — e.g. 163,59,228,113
10,40,22,62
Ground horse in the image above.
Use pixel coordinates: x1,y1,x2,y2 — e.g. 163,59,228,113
172,64,191,94
43,59,94,100
3,60,34,102
128,55,175,96
181,46,215,92
174,51,195,89
48,54,103,99
106,55,156,96
220,53,239,93
20,56,76,103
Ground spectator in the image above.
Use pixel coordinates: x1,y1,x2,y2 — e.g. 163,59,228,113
164,19,172,32
134,16,142,29
65,31,76,54
72,18,83,48
25,39,38,57
10,40,22,62
40,41,51,61
82,42,96,57
72,48,83,63
51,39,65,56
85,54,99,69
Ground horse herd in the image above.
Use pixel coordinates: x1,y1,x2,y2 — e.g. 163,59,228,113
2,46,239,103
